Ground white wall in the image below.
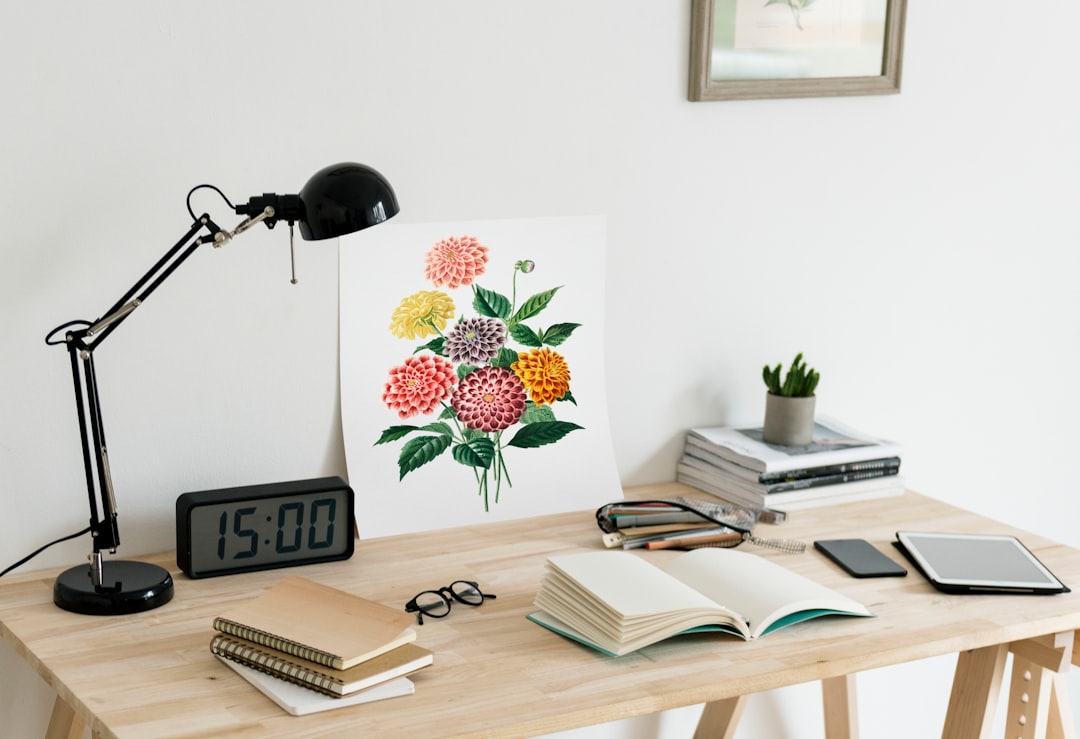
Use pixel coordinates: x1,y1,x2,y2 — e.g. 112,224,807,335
2,2,1078,737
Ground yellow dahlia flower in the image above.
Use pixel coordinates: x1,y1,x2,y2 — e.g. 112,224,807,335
389,290,455,340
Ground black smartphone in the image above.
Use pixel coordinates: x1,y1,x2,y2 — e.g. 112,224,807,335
814,538,907,578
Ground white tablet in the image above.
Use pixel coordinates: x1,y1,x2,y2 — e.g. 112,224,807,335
894,531,1069,594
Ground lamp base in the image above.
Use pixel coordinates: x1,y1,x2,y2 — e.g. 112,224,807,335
54,560,174,615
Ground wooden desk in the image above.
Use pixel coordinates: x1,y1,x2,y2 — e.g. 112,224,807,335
2,484,1079,739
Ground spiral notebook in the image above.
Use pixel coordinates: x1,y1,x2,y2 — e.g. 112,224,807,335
216,656,415,715
212,576,416,669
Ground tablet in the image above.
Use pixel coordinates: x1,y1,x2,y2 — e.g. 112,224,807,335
894,531,1070,594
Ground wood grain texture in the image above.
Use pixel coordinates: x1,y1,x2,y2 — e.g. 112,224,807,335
822,674,859,739
4,484,1080,738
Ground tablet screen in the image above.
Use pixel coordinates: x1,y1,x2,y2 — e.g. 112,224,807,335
895,532,1067,591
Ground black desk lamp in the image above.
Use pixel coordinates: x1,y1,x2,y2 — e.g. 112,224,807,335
44,163,398,615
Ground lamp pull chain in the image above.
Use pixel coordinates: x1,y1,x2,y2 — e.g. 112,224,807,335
289,223,298,284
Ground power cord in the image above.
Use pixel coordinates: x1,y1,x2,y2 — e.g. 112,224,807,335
0,527,90,577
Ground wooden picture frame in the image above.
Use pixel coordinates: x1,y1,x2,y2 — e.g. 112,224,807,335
689,0,907,101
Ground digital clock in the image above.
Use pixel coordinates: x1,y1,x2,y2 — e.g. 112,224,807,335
176,477,355,578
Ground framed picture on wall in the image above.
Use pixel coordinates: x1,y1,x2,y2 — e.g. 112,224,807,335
689,0,906,101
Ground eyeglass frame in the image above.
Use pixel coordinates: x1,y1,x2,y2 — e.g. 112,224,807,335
404,580,496,625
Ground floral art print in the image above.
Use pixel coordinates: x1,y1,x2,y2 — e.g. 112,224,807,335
376,235,582,511
339,216,619,538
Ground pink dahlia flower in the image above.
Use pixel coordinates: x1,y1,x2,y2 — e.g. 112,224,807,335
424,235,488,289
451,366,527,432
382,355,457,419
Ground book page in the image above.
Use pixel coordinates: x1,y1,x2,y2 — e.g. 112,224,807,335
664,548,871,639
546,551,720,618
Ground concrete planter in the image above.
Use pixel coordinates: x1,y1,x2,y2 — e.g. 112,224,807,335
762,393,816,446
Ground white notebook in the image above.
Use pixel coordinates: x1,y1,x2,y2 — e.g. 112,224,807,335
217,656,415,715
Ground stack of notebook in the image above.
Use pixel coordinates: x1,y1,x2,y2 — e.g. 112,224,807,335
677,416,905,510
210,575,432,715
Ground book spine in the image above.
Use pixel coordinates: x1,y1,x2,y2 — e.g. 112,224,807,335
758,457,901,484
210,635,341,696
763,467,899,494
212,617,339,669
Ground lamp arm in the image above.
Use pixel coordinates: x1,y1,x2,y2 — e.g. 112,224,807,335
45,208,272,580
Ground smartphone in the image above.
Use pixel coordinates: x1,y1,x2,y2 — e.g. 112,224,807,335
814,538,907,578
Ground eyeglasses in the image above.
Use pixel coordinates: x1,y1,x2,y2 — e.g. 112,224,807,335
405,580,496,624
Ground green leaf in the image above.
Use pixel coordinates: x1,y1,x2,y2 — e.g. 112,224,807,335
492,347,520,369
457,364,479,379
397,435,451,479
763,364,782,395
540,322,581,347
414,337,445,356
473,285,512,320
374,425,420,445
520,404,556,424
452,437,497,469
506,421,583,449
420,421,455,437
510,287,561,325
509,324,543,348
557,390,577,405
439,405,458,420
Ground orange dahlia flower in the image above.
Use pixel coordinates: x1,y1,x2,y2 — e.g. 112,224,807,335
511,348,571,405
424,235,488,289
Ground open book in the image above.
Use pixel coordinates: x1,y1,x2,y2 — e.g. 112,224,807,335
528,548,872,656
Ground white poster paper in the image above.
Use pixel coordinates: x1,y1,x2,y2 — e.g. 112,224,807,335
339,216,621,538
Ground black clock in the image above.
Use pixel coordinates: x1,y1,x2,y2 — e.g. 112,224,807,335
176,477,355,579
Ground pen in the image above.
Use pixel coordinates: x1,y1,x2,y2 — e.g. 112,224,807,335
613,511,710,528
645,531,744,550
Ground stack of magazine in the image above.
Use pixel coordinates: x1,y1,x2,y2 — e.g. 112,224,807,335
677,416,904,510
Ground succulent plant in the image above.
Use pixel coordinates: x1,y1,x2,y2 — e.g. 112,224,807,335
762,352,819,398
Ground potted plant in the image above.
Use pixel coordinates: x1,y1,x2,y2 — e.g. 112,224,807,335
761,352,819,446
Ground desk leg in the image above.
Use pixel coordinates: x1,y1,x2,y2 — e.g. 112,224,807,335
822,674,859,739
693,677,859,739
45,695,86,739
1047,673,1076,739
1005,654,1053,739
1005,631,1077,739
941,643,1009,739
693,694,747,739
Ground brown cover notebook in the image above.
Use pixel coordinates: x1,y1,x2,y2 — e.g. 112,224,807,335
213,575,416,669
211,634,433,696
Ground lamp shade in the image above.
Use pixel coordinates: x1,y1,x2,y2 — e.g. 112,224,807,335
298,162,399,241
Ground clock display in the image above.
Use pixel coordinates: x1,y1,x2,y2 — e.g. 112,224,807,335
176,477,355,578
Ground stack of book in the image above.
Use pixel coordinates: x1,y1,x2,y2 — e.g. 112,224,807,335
677,416,905,511
209,575,433,715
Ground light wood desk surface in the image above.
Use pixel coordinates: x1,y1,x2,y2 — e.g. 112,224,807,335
2,483,1080,738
